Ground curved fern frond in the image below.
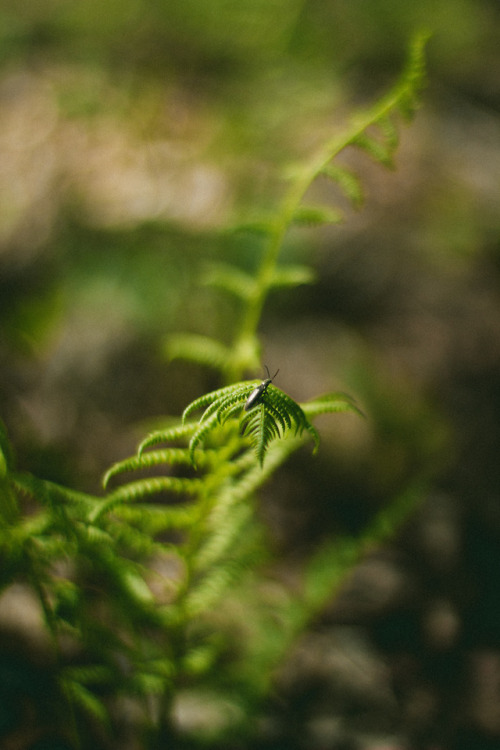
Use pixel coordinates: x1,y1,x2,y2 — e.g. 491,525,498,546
167,334,232,374
89,476,204,524
12,473,97,510
189,411,228,466
103,448,195,489
351,131,394,168
240,404,270,466
301,392,364,419
138,422,197,456
198,390,246,425
231,218,276,236
182,383,253,423
114,502,202,534
395,30,430,120
264,400,290,436
216,391,252,423
183,381,321,466
270,264,316,289
320,164,364,209
292,205,343,227
376,113,399,152
203,263,256,301
287,30,429,224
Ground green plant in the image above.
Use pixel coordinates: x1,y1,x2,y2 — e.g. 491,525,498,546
0,32,429,749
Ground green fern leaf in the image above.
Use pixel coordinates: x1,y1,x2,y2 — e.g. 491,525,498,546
270,389,307,434
376,113,399,152
306,421,320,453
138,422,197,456
216,391,252,422
352,132,394,168
301,392,364,419
292,205,343,227
89,477,204,523
115,502,201,533
198,389,246,425
270,264,316,288
264,400,290,435
12,473,96,510
182,383,252,423
184,561,241,618
231,218,276,236
62,679,110,726
272,389,320,452
240,403,269,465
193,497,254,572
203,263,256,300
396,30,431,120
189,411,225,465
103,448,194,488
184,381,322,466
321,164,364,208
167,334,232,373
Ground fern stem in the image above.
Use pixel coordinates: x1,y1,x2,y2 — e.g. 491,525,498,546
235,31,429,355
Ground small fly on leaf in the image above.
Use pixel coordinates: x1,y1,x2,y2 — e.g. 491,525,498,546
244,366,279,411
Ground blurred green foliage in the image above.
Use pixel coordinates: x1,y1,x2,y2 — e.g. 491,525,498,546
1,1,500,748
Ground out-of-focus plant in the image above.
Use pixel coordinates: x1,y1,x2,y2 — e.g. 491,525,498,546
0,33,429,748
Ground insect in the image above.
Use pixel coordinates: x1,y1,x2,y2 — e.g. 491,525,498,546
244,366,279,411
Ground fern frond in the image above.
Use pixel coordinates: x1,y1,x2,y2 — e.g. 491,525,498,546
288,30,429,226
203,263,256,301
216,391,251,423
62,679,110,727
306,421,320,453
240,404,269,465
376,113,399,152
115,503,202,533
103,448,194,489
167,334,232,373
301,392,364,419
320,164,364,208
184,560,243,618
269,388,312,435
221,400,249,423
395,30,431,120
270,264,316,289
351,131,394,168
193,500,254,573
264,400,290,435
198,389,246,425
89,477,204,523
189,411,228,466
292,205,343,227
12,473,97,509
184,380,322,466
231,218,276,236
138,422,197,456
182,383,252,423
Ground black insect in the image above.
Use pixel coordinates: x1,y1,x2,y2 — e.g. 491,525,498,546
244,366,279,411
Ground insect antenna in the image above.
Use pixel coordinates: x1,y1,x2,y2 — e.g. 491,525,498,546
264,365,279,381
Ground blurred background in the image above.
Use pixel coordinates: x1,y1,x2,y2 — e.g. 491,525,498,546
1,1,500,748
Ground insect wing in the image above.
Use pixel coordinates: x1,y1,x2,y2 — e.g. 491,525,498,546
244,368,277,411
244,385,264,411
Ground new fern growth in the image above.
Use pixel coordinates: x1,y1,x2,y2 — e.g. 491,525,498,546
0,33,430,749
181,377,344,466
168,30,430,382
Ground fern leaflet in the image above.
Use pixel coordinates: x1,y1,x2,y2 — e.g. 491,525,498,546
183,380,321,466
167,334,232,373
